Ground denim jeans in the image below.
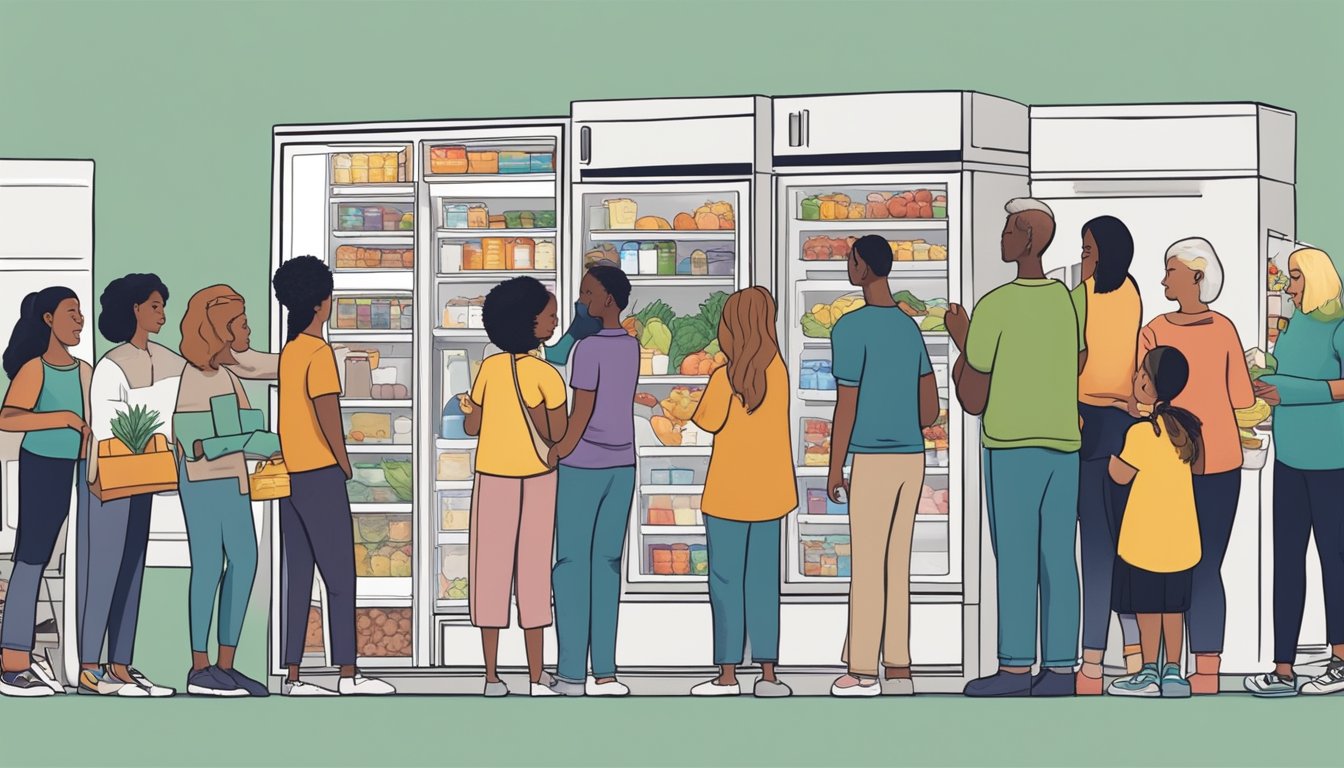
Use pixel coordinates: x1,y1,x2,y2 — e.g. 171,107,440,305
705,515,781,666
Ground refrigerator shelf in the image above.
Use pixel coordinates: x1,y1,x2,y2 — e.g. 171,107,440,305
342,399,413,409
639,446,713,458
355,656,413,668
357,576,412,600
436,228,557,238
329,330,413,343
640,484,706,495
625,276,736,288
425,172,555,184
432,328,490,340
796,387,949,403
332,271,414,293
588,230,736,242
330,184,416,198
435,438,478,449
436,269,557,280
332,230,415,240
435,599,469,613
792,219,948,231
796,261,948,274
640,525,705,535
438,532,469,545
639,375,709,385
796,513,947,525
436,480,474,491
356,597,413,609
350,503,413,515
348,444,412,454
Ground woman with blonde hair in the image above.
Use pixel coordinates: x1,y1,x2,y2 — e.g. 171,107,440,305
172,285,279,696
1245,247,1344,697
688,286,797,698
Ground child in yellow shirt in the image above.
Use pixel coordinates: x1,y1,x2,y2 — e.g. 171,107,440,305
1107,346,1203,698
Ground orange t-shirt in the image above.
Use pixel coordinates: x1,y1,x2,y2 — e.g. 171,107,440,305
1137,312,1254,475
1076,277,1142,408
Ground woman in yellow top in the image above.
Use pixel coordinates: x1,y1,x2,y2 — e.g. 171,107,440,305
1069,215,1145,691
688,287,797,698
1106,346,1203,699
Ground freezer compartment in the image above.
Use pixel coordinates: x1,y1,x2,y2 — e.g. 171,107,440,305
331,243,414,271
437,197,557,232
798,283,950,339
634,383,713,449
425,139,556,176
356,607,413,658
331,341,412,400
797,351,836,398
641,492,705,528
346,456,413,505
437,236,557,274
352,515,413,578
581,191,738,238
334,202,415,232
438,544,469,608
643,537,709,577
330,147,410,185
790,185,949,222
342,407,413,446
584,239,737,280
331,295,413,331
438,489,471,532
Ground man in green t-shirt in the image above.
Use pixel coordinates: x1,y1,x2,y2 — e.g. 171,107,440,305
945,198,1083,698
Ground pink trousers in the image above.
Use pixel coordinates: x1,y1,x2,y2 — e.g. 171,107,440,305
469,471,557,629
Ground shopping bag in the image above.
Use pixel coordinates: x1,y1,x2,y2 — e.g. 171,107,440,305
200,430,282,461
250,457,291,500
90,434,179,501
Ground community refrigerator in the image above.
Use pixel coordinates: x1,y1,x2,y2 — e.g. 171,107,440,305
769,92,1029,686
1029,103,1297,676
567,97,771,671
269,118,569,684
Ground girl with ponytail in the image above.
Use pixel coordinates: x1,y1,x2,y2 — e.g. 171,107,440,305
1106,346,1204,699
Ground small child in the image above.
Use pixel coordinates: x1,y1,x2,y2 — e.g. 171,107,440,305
1106,346,1204,698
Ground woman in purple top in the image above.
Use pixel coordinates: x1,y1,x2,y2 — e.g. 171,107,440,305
545,265,639,696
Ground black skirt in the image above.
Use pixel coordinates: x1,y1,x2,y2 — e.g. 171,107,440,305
1111,555,1193,614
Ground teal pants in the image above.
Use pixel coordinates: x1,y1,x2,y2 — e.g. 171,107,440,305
984,447,1080,668
705,515,781,666
177,464,257,652
553,465,636,683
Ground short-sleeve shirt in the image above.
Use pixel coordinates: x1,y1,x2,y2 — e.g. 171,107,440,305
1116,421,1201,573
831,306,932,454
965,279,1082,452
692,356,797,522
278,334,342,473
561,330,639,470
1072,277,1142,409
471,353,567,478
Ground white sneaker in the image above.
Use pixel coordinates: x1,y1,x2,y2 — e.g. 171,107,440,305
586,677,630,697
830,674,881,698
0,669,55,697
338,675,396,696
283,679,337,697
530,679,560,697
97,673,150,697
128,668,175,698
31,655,65,694
1300,658,1344,696
689,679,740,696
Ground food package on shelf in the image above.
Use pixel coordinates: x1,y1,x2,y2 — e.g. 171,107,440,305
356,607,412,658
651,415,682,447
440,492,470,531
387,516,412,544
802,418,831,467
635,216,672,230
350,152,369,184
917,484,950,515
648,495,674,525
499,151,530,174
332,153,353,185
348,412,392,443
467,205,489,230
488,214,507,230
430,145,469,174
604,199,638,230
649,544,673,575
529,152,554,172
467,151,499,174
584,243,619,269
690,544,708,575
670,543,691,575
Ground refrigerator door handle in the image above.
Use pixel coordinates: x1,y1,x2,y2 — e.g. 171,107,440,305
788,111,802,148
580,125,592,165
800,109,811,147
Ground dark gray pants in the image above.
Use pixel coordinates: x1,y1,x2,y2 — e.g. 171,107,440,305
281,465,356,667
76,479,152,666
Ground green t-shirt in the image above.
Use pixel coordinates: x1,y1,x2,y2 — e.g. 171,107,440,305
965,279,1082,452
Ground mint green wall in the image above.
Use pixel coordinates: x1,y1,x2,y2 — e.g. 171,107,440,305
2,0,1340,358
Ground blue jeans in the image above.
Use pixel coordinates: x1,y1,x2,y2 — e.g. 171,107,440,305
705,515,781,666
178,464,257,653
984,447,1080,668
1188,470,1241,654
552,465,635,683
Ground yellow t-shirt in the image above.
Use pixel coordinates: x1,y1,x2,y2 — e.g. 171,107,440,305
692,356,798,522
278,334,342,473
1117,421,1201,573
471,353,566,478
1075,277,1142,409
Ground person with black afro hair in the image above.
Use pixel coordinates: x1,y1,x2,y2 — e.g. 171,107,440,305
272,255,394,696
456,275,569,697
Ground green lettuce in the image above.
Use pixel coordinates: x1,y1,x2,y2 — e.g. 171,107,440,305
669,315,714,371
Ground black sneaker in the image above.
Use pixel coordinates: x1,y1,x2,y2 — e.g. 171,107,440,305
0,669,55,697
220,667,270,697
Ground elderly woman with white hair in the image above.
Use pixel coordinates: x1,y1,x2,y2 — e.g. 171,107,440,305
1134,237,1254,695
1243,247,1344,698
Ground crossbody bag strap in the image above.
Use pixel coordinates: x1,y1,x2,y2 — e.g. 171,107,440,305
510,354,550,463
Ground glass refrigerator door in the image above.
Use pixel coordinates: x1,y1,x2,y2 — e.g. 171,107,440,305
570,181,751,594
778,175,963,594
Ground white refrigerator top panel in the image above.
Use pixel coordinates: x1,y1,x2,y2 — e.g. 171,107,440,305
1030,103,1296,183
571,97,768,179
572,96,766,122
770,91,1028,170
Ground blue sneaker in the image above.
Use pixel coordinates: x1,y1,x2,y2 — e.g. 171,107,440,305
186,666,247,697
220,667,270,697
963,670,1031,697
1108,663,1161,698
1030,668,1076,697
1160,664,1191,698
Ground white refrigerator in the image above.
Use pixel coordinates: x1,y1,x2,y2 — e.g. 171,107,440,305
768,91,1030,682
1029,102,1297,674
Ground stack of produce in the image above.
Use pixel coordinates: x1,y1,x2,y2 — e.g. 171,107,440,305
624,293,730,376
649,387,704,447
802,418,831,466
1236,397,1272,450
801,535,851,577
923,410,950,456
800,190,947,221
802,291,948,337
356,608,412,657
352,515,413,578
1267,259,1291,293
802,236,948,263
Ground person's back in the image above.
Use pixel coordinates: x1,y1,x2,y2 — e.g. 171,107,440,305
560,330,638,469
831,305,928,454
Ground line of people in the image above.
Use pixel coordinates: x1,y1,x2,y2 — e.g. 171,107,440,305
2,198,1340,699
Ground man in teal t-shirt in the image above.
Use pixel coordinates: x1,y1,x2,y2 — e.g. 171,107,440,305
945,199,1083,698
827,235,939,697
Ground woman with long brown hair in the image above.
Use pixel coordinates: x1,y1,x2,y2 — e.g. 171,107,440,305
688,286,797,698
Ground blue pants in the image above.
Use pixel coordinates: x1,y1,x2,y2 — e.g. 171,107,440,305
1077,404,1140,652
552,465,635,683
984,447,1080,668
705,515,781,666
1270,462,1344,664
1,452,78,653
76,478,152,666
1188,470,1241,654
178,464,258,653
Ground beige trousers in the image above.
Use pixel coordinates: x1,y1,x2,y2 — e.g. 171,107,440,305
841,453,924,676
